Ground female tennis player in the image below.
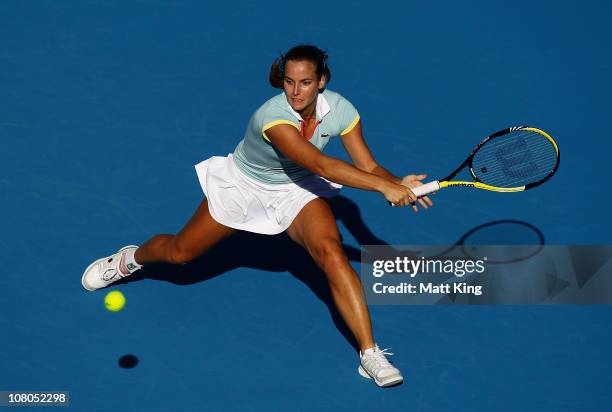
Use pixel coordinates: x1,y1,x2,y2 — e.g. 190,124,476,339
82,45,432,387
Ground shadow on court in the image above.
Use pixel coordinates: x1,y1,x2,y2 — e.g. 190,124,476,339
121,195,546,351
123,195,381,351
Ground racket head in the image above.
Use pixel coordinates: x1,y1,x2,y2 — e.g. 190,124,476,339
465,126,560,190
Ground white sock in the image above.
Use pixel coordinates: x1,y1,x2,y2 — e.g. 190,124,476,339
121,247,143,274
361,345,377,357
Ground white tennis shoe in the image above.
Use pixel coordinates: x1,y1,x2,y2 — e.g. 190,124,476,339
358,344,404,387
81,245,139,291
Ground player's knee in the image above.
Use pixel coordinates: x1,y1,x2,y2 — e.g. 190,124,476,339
166,242,197,265
314,237,346,273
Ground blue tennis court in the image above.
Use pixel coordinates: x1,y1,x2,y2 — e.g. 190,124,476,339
2,1,611,410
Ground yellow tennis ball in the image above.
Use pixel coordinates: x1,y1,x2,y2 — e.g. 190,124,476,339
104,291,126,312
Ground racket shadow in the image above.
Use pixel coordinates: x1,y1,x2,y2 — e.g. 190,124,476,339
438,219,546,264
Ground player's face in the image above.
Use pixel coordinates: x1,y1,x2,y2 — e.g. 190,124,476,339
283,60,325,114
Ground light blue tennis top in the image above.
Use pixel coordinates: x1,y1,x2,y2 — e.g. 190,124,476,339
232,89,360,184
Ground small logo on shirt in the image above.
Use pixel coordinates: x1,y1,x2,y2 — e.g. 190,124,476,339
321,133,330,137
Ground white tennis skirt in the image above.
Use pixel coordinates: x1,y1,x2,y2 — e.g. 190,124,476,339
194,154,342,235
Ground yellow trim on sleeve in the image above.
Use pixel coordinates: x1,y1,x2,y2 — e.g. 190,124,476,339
262,120,300,142
340,115,361,136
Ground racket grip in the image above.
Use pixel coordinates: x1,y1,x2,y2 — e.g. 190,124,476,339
389,180,440,207
411,181,440,197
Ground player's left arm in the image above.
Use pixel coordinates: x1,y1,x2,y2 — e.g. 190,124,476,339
340,120,433,209
340,120,400,182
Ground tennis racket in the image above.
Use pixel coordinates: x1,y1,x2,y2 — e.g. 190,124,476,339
400,126,560,200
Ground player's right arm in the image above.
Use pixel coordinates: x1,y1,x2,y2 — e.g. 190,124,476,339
265,124,417,207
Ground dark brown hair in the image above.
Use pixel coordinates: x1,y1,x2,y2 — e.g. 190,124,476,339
268,45,332,89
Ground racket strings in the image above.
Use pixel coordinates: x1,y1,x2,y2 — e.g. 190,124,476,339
476,141,554,181
471,130,558,187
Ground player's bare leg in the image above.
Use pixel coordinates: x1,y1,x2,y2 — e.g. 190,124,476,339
82,198,235,290
135,198,235,265
286,198,403,387
286,198,375,352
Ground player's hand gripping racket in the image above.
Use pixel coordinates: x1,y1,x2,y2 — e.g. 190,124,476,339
394,126,559,204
